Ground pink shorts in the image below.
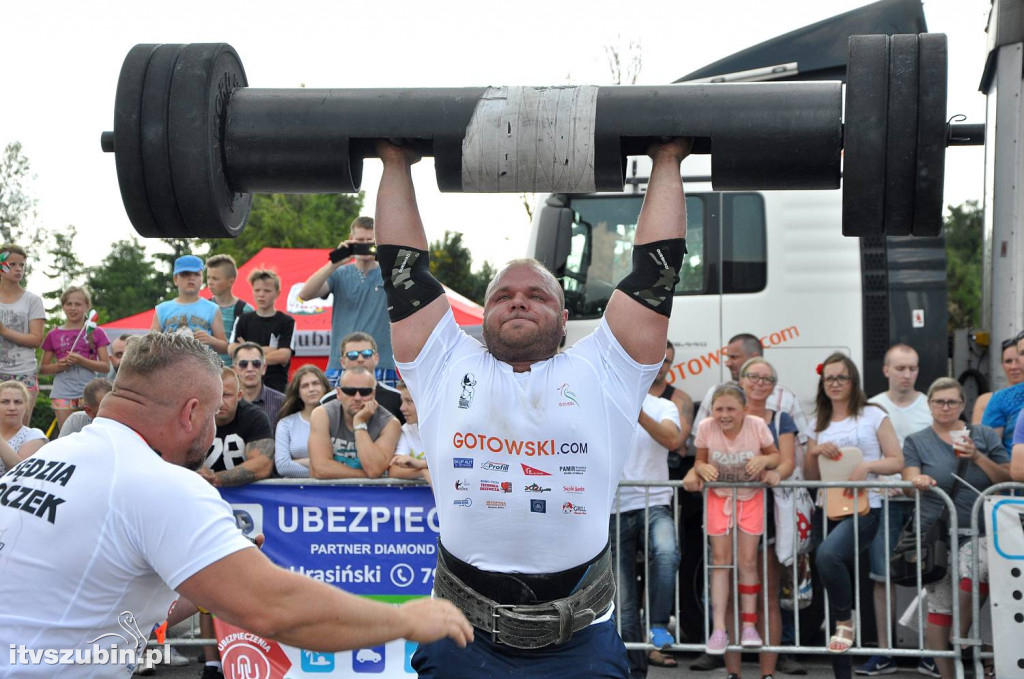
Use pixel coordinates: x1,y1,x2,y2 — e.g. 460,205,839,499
51,398,82,410
706,490,765,536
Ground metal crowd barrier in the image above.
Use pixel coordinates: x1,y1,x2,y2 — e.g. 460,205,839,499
164,476,1024,679
610,478,1024,679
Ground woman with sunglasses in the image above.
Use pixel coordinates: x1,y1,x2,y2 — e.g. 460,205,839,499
802,353,902,674
903,377,1009,679
973,335,1024,425
274,365,331,478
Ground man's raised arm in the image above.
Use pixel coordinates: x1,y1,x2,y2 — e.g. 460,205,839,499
605,139,691,365
374,141,451,363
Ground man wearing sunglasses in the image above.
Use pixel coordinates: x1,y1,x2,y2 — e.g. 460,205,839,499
309,366,401,479
319,332,405,424
232,342,285,430
372,138,691,677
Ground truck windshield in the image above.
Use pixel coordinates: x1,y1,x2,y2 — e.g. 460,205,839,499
560,195,706,318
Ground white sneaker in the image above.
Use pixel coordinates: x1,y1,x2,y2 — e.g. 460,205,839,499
167,646,191,666
133,651,155,676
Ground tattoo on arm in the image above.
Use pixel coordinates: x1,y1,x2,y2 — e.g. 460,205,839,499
248,439,275,460
216,467,257,487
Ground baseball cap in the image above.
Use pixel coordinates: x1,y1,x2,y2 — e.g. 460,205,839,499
173,255,204,275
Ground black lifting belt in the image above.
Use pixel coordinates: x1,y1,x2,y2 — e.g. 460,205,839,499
433,543,615,649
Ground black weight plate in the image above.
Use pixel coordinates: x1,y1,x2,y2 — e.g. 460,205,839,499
843,35,890,237
882,34,919,236
112,44,163,237
140,44,189,238
168,43,250,238
913,34,947,237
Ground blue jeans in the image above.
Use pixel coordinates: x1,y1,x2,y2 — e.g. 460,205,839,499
813,507,881,621
411,618,629,678
609,505,680,677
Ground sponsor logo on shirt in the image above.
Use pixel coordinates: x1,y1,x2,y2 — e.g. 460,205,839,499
559,465,587,476
563,485,585,494
521,463,551,476
453,498,473,508
455,479,470,491
458,373,477,409
524,483,551,493
453,432,588,456
479,480,501,492
530,499,547,513
485,500,507,510
480,461,509,472
557,382,580,407
453,458,473,468
562,501,587,515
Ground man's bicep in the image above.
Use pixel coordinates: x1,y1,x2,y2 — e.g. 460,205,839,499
391,296,451,364
604,291,669,365
176,548,270,625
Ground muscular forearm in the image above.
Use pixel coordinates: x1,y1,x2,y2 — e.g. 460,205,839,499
245,570,418,651
311,457,369,479
638,411,682,451
299,262,339,301
375,157,427,249
216,454,273,486
264,347,292,365
355,437,394,478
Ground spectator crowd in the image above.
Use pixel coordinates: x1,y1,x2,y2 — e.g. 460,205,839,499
2,215,1024,679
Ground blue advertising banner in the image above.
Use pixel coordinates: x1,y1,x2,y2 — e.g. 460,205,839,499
217,483,438,677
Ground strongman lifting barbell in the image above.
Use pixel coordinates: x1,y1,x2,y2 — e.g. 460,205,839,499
99,35,982,241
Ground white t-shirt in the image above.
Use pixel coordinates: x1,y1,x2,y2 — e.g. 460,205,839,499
396,422,425,460
398,310,659,574
274,411,312,478
0,426,48,475
811,405,890,508
0,289,45,375
615,394,680,513
868,392,931,445
0,417,253,677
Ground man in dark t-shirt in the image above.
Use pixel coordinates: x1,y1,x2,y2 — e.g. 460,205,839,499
199,369,275,487
229,269,295,392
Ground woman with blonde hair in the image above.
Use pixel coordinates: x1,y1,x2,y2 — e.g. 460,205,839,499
0,379,47,473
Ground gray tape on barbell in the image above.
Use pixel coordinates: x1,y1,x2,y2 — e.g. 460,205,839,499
461,85,598,193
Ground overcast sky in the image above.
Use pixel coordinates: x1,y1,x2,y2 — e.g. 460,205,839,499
0,0,992,277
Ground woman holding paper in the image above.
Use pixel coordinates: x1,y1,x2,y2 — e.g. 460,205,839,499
802,353,902,670
39,286,110,429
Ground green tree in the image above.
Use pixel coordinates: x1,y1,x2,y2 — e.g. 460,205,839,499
86,239,167,323
944,200,982,330
198,192,364,265
42,225,86,316
0,141,45,252
428,231,494,306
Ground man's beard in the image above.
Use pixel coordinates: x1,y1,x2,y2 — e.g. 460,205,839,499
482,320,563,364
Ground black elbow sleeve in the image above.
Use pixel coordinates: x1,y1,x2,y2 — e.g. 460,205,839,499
377,245,446,322
615,238,687,318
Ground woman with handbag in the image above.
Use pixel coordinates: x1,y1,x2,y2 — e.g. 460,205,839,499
803,353,903,677
903,377,1010,679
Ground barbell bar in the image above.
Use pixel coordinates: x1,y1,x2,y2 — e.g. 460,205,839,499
99,35,979,240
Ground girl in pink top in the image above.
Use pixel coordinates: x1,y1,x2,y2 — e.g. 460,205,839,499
689,384,780,655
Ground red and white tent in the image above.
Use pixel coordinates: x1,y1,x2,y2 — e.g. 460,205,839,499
103,247,484,373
